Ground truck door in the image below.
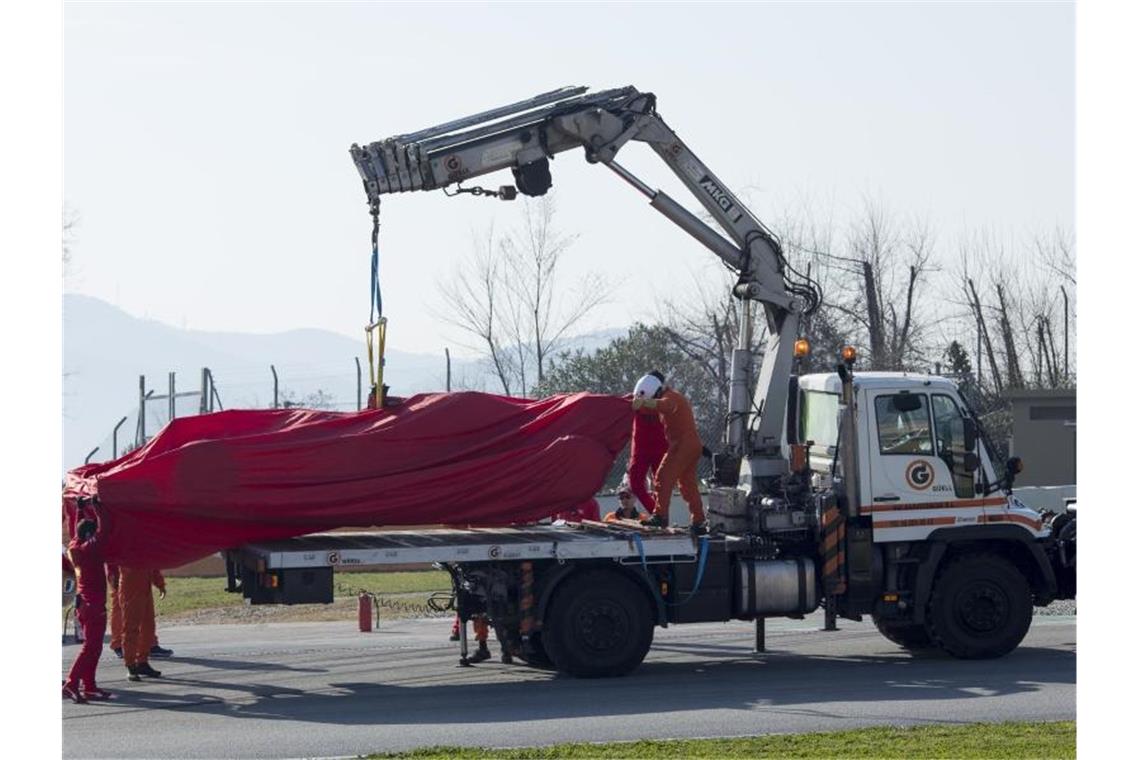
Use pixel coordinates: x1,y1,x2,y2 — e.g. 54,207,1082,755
868,392,992,537
868,392,947,508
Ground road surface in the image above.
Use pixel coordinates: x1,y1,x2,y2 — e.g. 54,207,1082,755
62,611,1075,759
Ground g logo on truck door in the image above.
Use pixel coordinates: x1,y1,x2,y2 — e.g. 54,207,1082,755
905,460,934,490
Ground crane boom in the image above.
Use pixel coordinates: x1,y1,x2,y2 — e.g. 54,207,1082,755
350,86,818,489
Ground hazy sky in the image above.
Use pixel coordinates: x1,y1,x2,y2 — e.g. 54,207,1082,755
64,1,1074,355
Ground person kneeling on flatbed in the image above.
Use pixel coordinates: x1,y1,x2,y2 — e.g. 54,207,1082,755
631,372,708,534
603,479,643,523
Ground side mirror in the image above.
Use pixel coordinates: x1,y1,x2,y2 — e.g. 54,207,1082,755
1003,456,1023,491
962,418,978,451
962,452,980,473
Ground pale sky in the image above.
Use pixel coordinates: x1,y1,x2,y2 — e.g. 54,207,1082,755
63,1,1074,356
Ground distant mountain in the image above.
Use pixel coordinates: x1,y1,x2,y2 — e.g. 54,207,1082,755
62,294,628,471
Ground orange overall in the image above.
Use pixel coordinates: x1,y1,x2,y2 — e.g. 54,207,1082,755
119,567,165,668
648,389,705,524
108,564,159,653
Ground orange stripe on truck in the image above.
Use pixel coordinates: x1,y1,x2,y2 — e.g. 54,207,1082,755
863,497,1006,514
874,516,958,530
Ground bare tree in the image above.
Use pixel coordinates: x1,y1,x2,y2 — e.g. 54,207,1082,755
500,196,608,387
437,225,520,395
438,195,608,396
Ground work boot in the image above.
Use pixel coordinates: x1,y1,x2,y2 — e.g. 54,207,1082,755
83,687,113,701
149,644,173,658
112,647,123,659
449,632,460,642
643,514,666,529
470,644,491,663
135,662,163,678
126,665,142,683
690,521,709,536
62,682,87,704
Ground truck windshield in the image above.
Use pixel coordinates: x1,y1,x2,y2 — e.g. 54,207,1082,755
800,390,839,457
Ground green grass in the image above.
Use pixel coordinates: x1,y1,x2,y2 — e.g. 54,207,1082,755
367,721,1075,759
155,570,451,618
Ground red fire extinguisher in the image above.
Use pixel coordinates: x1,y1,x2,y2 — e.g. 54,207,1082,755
358,592,373,632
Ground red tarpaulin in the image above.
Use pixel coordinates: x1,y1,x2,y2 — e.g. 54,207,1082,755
64,392,633,569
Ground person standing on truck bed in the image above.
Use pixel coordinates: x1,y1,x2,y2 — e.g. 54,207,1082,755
632,372,707,533
627,380,668,514
63,517,112,703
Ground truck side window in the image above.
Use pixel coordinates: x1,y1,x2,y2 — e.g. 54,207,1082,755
874,394,933,455
932,394,975,498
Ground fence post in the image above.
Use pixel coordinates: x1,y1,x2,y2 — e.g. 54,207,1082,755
200,368,209,414
84,447,100,464
137,375,146,446
355,357,362,411
445,348,452,392
271,365,279,409
112,416,128,459
168,372,176,420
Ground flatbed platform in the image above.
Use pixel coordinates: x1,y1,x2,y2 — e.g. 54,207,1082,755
231,524,700,570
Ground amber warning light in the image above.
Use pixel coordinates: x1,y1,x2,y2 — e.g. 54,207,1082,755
841,346,857,364
793,339,810,358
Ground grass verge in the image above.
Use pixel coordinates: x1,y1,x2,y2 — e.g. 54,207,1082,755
367,721,1075,759
155,570,452,620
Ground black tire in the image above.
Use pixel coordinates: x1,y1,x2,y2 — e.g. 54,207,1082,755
518,631,555,670
925,552,1032,659
873,614,935,650
542,569,654,678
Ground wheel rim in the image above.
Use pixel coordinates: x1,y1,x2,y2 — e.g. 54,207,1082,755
574,599,629,654
954,580,1010,634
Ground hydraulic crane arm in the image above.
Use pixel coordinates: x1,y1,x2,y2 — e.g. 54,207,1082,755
350,86,819,484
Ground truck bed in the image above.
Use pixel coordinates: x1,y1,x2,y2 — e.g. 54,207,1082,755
231,524,700,570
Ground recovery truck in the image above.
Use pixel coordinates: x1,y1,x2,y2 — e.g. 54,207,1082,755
224,86,1076,677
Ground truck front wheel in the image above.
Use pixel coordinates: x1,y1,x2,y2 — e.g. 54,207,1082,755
873,615,934,650
925,552,1032,659
542,569,654,678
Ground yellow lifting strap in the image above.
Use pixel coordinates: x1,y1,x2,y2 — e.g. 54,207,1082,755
365,317,388,409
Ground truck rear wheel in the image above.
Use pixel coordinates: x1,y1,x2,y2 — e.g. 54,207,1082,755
925,552,1032,659
872,614,934,650
542,569,654,678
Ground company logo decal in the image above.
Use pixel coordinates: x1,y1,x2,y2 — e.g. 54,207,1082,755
698,175,743,223
905,460,934,491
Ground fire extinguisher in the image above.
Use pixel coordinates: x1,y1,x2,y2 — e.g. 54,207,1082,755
358,592,373,632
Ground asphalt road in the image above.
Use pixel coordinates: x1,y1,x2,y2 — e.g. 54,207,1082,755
62,611,1075,759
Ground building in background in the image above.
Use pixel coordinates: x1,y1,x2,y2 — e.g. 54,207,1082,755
1005,388,1076,510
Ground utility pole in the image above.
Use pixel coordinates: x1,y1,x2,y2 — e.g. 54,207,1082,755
445,348,452,392
168,372,176,420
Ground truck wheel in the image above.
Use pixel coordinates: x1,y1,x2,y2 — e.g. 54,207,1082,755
542,569,654,678
925,552,1032,659
872,614,934,650
518,632,554,670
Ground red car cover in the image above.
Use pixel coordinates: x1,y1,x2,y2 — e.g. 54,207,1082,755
63,392,632,569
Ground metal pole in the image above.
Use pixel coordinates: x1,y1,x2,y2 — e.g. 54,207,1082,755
824,596,838,631
200,368,209,414
445,348,452,392
84,447,100,464
271,365,279,409
138,375,146,445
168,372,176,421
355,357,362,411
753,618,765,653
112,416,128,458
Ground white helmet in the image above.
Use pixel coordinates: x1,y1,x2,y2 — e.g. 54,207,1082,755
633,373,663,399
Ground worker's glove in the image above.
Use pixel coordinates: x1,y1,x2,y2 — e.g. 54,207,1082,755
631,397,645,410
158,589,166,600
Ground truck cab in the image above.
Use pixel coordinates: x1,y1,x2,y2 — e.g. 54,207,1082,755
797,372,1046,543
